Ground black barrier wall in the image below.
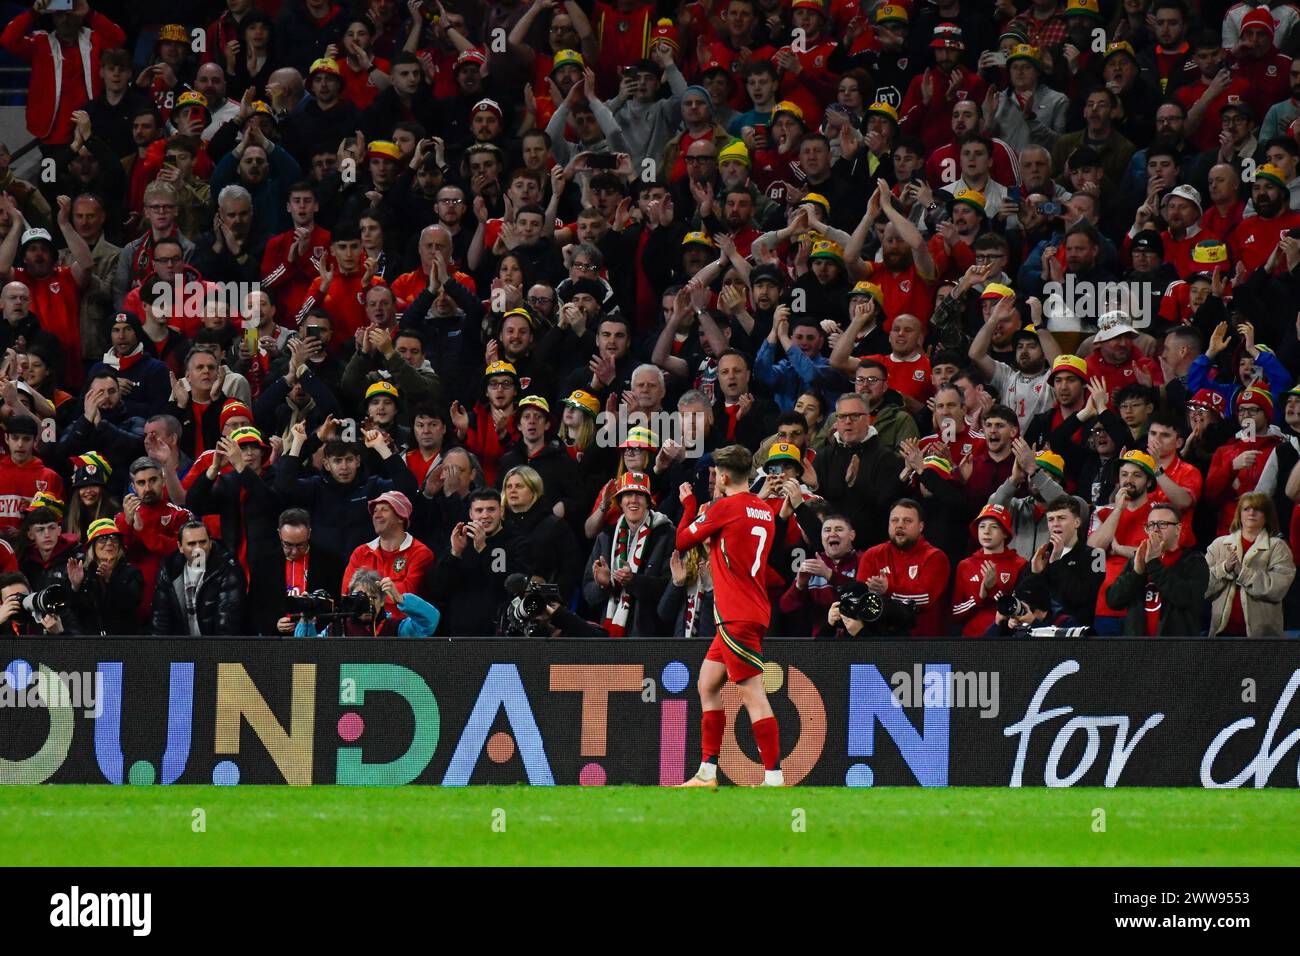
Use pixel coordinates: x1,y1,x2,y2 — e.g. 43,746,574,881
1,639,1298,787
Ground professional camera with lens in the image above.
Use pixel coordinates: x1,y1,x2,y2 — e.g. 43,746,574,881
996,592,1030,621
837,582,916,637
22,583,67,618
285,590,372,622
498,574,561,636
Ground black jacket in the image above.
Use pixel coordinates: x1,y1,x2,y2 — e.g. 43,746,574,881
496,440,584,518
247,545,346,636
1034,542,1106,627
401,278,485,403
184,465,283,575
502,503,582,600
53,405,145,497
273,445,418,565
428,525,535,636
812,430,906,548
72,558,146,635
151,541,248,636
581,519,675,637
1105,548,1210,637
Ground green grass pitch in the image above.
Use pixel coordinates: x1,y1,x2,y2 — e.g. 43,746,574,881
0,787,1296,866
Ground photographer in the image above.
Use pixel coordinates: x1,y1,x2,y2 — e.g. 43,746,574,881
855,499,950,637
982,574,1054,637
260,509,344,636
826,579,921,639
497,572,607,638
0,571,73,636
293,570,440,637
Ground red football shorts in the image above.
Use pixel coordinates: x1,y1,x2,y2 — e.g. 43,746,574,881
705,619,766,683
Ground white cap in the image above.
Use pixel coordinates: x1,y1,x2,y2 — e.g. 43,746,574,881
1093,309,1138,342
1166,184,1202,212
18,227,53,248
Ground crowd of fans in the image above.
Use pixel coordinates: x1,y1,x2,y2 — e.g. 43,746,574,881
0,0,1298,638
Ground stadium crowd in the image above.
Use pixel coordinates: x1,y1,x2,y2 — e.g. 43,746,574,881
0,0,1298,637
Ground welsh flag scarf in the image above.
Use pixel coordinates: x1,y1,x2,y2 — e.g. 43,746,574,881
602,511,670,637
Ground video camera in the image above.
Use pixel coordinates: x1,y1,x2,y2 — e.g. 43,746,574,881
285,589,371,622
498,574,561,637
837,582,916,637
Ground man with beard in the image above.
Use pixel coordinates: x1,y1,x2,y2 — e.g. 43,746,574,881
899,25,987,154
971,295,1058,430
1085,311,1164,402
1229,164,1300,272
962,403,1019,508
810,392,905,545
485,307,552,400
706,349,776,450
1134,181,1209,279
1088,450,1159,635
1139,1,1199,96
430,487,533,635
856,498,950,637
1121,102,1199,198
561,310,638,398
852,180,943,334
116,456,192,625
925,100,1019,191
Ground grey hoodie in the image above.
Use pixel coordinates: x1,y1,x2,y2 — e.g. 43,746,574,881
607,63,688,169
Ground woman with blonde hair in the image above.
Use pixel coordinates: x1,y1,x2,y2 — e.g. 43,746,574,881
1206,492,1296,637
501,464,580,598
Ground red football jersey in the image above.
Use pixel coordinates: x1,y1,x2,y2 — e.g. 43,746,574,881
677,491,776,627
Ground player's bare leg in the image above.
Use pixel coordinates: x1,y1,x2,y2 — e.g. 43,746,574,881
737,674,784,786
678,660,728,787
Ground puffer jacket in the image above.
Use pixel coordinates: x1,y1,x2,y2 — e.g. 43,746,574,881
151,540,247,636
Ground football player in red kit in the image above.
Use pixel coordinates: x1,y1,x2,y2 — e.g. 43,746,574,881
674,444,784,787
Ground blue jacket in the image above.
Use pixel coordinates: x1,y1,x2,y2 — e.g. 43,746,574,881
294,592,441,637
211,143,302,235
754,340,836,412
1187,348,1291,421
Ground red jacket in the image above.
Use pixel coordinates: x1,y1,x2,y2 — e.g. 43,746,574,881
342,532,435,621
262,225,332,320
0,455,65,535
1,11,126,144
1206,430,1284,535
900,65,987,153
856,538,951,637
117,500,191,623
951,550,1027,637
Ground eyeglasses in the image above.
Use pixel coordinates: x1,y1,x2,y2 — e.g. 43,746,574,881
685,155,716,163
572,262,598,272
153,254,183,264
855,376,884,386
974,253,1005,263
528,295,554,305
1144,520,1179,530
837,412,867,421
438,197,466,205
144,203,177,211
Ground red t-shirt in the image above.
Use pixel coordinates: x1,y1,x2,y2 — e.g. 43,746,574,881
1085,351,1165,401
676,491,777,627
1149,455,1202,549
1176,75,1255,151
867,352,933,404
861,237,949,333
